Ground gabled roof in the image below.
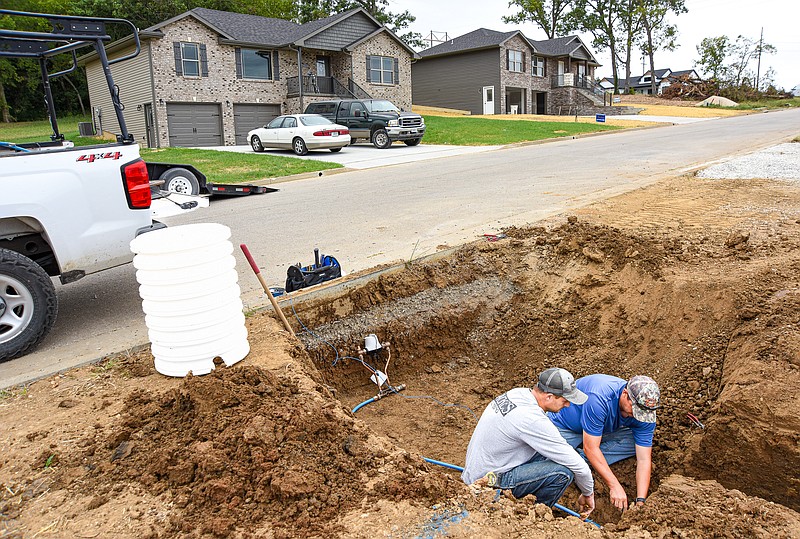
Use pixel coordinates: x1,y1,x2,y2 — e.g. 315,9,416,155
417,28,531,58
143,7,416,55
418,29,598,65
530,35,599,65
605,68,699,89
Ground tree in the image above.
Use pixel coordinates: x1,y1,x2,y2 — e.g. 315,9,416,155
614,0,642,93
636,0,685,94
566,0,624,92
502,0,574,40
694,34,777,99
727,35,776,89
694,36,729,82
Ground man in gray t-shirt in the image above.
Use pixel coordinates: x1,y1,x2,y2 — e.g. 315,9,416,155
462,367,595,515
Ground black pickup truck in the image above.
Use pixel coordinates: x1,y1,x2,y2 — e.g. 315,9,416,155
304,99,425,149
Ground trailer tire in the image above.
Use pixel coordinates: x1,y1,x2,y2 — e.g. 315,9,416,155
0,249,58,362
160,167,200,195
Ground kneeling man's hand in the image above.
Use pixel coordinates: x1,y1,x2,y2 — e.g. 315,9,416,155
578,493,595,518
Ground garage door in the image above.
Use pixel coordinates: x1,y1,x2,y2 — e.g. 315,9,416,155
166,103,223,147
233,104,281,145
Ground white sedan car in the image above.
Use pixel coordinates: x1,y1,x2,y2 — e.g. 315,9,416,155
248,114,350,155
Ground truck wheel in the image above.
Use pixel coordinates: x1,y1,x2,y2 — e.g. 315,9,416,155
372,129,392,149
0,249,58,362
293,137,308,156
329,147,342,153
350,138,358,145
159,168,200,195
404,138,422,146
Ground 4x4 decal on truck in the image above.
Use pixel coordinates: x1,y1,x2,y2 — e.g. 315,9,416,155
77,152,122,163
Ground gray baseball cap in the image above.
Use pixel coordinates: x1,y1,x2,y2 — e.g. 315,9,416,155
537,367,588,405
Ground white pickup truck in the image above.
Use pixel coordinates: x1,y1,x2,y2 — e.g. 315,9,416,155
0,10,207,360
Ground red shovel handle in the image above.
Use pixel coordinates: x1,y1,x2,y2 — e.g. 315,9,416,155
240,243,260,274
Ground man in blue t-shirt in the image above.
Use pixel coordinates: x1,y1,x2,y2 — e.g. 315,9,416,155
548,374,661,512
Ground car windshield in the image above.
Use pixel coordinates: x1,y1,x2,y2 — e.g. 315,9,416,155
300,115,334,126
364,100,399,113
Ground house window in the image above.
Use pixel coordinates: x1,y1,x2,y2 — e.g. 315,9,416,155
241,49,272,80
180,42,200,77
533,56,545,77
368,55,396,84
508,50,523,72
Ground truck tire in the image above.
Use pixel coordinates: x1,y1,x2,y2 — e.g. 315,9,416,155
404,138,422,146
350,138,358,145
159,167,200,195
0,249,58,361
372,129,392,149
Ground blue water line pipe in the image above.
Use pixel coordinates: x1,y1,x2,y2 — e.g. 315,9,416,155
351,398,601,529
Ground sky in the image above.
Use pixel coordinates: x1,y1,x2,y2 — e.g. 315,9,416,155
394,0,800,92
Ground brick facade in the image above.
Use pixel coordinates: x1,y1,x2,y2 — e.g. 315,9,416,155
350,32,412,111
147,15,413,146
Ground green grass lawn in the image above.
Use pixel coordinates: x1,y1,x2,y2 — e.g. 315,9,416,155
140,147,342,184
733,97,800,110
421,115,619,145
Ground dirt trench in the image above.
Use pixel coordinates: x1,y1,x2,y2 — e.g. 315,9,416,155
1,175,799,538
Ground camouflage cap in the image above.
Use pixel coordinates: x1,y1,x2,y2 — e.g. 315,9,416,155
627,375,660,423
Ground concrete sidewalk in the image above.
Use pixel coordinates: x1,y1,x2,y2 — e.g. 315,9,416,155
203,142,504,170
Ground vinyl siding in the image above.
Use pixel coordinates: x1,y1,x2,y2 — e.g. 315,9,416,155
411,49,500,115
85,42,154,146
304,12,377,50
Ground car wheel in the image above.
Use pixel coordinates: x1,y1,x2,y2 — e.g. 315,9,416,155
293,137,308,156
372,129,391,149
0,249,58,362
251,135,264,152
159,167,200,195
329,147,342,153
404,138,422,146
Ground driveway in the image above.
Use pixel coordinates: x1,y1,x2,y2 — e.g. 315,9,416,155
203,142,503,169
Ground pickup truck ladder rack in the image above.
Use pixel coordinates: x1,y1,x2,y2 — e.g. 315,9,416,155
0,9,140,144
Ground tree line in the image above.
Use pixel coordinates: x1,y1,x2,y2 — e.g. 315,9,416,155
504,0,780,98
0,0,422,122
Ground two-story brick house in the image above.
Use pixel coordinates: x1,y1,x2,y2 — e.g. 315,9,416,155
412,29,604,116
82,7,417,147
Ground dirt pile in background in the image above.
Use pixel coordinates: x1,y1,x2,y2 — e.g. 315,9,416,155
1,174,799,538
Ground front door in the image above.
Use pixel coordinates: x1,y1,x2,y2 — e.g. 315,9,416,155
482,86,494,115
316,56,330,77
536,92,546,114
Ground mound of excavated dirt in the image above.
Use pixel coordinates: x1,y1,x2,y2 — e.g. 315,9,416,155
1,174,799,538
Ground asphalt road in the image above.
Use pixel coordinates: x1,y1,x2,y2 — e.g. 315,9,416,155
3,109,799,388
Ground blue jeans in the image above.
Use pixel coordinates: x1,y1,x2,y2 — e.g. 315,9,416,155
492,453,574,506
556,427,636,465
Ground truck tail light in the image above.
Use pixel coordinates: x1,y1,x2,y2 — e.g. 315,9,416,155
313,128,349,136
121,159,151,209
